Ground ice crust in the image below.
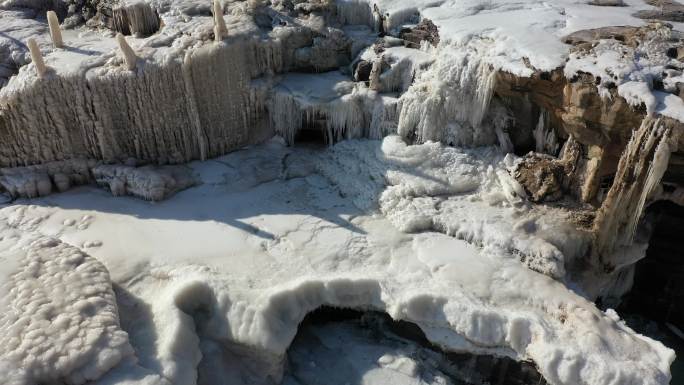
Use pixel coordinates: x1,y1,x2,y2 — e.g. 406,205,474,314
0,227,136,385
0,137,675,385
0,0,681,384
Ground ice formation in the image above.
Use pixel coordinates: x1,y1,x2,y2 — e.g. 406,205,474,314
1,0,684,384
0,137,677,385
594,118,674,265
397,45,499,145
46,10,62,48
0,229,134,385
116,33,138,71
26,38,47,78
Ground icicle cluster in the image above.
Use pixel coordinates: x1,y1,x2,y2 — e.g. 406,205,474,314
112,1,160,36
533,109,559,155
397,45,498,146
593,117,672,265
269,86,398,145
0,39,283,167
335,0,373,27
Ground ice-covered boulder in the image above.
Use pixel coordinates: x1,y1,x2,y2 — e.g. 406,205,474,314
92,164,197,201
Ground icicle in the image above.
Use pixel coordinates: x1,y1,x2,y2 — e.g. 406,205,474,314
213,0,227,42
628,127,671,237
182,51,206,161
46,11,63,48
336,0,373,27
534,110,546,153
269,92,302,145
27,38,47,78
495,126,514,154
116,33,138,71
533,109,559,155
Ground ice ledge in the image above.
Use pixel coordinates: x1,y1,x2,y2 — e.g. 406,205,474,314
135,233,674,385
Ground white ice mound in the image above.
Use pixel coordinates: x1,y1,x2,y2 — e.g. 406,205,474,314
318,136,584,278
0,230,134,385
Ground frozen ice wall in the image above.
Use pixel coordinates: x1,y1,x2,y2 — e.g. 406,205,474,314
397,43,506,148
0,38,279,167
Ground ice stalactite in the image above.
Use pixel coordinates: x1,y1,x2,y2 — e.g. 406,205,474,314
593,117,673,267
46,11,63,49
372,4,383,33
270,91,303,145
26,38,47,78
533,109,559,155
397,45,498,146
335,0,373,27
378,48,433,94
369,96,399,139
112,1,160,36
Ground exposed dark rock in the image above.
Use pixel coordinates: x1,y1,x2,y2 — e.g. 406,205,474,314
96,0,161,36
588,0,626,5
635,0,684,22
399,18,439,48
354,60,372,82
514,153,567,202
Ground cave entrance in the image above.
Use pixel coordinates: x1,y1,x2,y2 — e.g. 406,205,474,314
618,200,684,382
294,127,328,147
284,307,547,385
294,118,330,148
620,200,684,327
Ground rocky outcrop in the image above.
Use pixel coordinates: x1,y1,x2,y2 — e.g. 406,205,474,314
399,18,439,48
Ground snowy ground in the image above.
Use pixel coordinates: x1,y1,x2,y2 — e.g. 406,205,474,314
0,137,675,385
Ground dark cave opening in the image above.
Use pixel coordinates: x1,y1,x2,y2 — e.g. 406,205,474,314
285,306,548,385
294,125,328,147
618,200,684,382
620,200,684,327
